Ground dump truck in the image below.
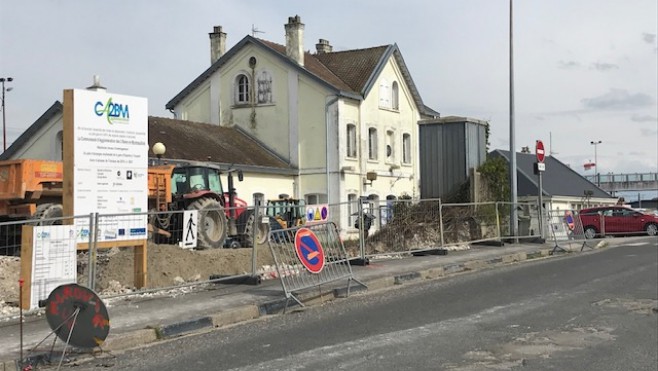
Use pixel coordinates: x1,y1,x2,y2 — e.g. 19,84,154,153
0,159,267,251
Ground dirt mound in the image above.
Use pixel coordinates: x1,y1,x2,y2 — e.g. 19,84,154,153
0,243,276,306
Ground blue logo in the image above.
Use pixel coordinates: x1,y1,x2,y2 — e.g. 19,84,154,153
94,97,130,124
129,228,146,236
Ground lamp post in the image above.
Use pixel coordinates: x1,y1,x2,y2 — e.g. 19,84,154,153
509,0,518,240
1,77,14,151
590,140,602,186
152,142,166,165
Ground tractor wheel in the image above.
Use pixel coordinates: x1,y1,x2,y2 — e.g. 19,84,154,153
237,210,271,247
33,203,63,225
188,198,227,249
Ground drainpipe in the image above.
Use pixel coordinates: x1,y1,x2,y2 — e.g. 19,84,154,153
168,108,177,119
325,95,339,203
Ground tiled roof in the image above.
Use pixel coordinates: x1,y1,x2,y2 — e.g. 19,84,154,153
148,117,291,169
314,45,389,93
258,39,355,92
166,35,439,117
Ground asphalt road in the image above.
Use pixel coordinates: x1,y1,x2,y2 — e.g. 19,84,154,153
72,240,657,371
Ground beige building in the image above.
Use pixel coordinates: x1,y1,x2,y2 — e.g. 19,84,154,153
166,16,440,230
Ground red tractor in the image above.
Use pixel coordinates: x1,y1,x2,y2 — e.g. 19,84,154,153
150,163,268,249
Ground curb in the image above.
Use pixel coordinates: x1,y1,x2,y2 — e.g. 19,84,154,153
0,245,578,366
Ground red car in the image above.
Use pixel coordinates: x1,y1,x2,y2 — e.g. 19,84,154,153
579,206,658,238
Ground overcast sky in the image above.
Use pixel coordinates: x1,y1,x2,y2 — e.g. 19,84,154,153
1,0,656,175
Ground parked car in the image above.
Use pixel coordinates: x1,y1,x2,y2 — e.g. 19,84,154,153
579,206,658,238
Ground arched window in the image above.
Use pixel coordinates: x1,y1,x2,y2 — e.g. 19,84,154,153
391,81,399,110
235,74,250,104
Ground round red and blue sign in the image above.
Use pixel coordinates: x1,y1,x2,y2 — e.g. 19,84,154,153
294,228,325,274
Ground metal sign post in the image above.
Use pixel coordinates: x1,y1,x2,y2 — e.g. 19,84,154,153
535,140,546,240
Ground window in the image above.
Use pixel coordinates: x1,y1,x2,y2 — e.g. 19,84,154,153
235,74,250,104
386,130,395,161
379,80,399,110
402,133,411,164
368,128,378,160
346,124,357,158
348,193,358,226
379,79,390,108
305,193,327,205
256,70,273,104
391,81,399,110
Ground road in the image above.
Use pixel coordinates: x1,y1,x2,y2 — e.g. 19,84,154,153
73,240,657,370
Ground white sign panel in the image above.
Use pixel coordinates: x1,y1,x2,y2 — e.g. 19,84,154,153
305,204,329,225
30,226,77,309
72,89,148,242
182,210,198,249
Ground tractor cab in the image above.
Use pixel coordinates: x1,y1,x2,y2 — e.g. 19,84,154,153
171,165,224,199
266,194,306,229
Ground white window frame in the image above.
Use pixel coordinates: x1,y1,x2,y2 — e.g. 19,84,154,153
368,127,378,160
386,130,395,162
346,124,357,158
235,74,250,104
256,70,273,104
402,133,411,164
391,81,399,110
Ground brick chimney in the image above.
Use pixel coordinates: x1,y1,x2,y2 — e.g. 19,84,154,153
285,15,304,66
315,39,332,54
209,25,227,65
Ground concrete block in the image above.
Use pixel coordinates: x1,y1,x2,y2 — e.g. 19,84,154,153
394,272,422,285
211,306,260,328
421,267,445,279
103,329,158,351
157,317,214,339
364,277,396,291
463,260,486,270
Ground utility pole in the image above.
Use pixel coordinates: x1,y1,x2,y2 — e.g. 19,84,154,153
590,140,602,186
509,0,518,241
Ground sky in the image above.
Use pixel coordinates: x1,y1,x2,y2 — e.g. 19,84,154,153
1,0,657,177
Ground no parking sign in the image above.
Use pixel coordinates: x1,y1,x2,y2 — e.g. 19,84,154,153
294,228,325,273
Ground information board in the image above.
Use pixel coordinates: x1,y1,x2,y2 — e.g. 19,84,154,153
30,225,77,309
69,89,149,242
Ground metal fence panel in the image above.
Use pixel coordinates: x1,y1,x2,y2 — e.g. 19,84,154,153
267,222,359,308
547,209,589,252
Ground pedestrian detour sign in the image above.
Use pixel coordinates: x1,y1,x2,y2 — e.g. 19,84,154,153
294,228,325,274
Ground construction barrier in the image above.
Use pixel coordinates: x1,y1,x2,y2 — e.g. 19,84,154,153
547,209,590,253
267,222,365,310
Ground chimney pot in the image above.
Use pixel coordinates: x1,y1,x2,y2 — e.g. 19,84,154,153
285,15,305,66
209,25,227,65
315,39,332,54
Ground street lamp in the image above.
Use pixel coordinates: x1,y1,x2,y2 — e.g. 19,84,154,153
152,142,166,165
590,140,602,186
1,77,14,151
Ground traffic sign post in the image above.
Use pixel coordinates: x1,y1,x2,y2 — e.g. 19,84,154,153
535,140,546,240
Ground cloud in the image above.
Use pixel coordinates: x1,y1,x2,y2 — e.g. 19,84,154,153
631,114,658,122
642,33,656,44
628,151,646,156
590,62,618,71
557,60,581,69
640,127,657,136
581,89,654,110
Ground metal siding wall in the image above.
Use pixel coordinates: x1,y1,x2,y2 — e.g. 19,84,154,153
419,124,443,199
442,123,466,197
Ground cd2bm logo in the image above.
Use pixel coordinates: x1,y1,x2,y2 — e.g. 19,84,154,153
94,98,130,124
